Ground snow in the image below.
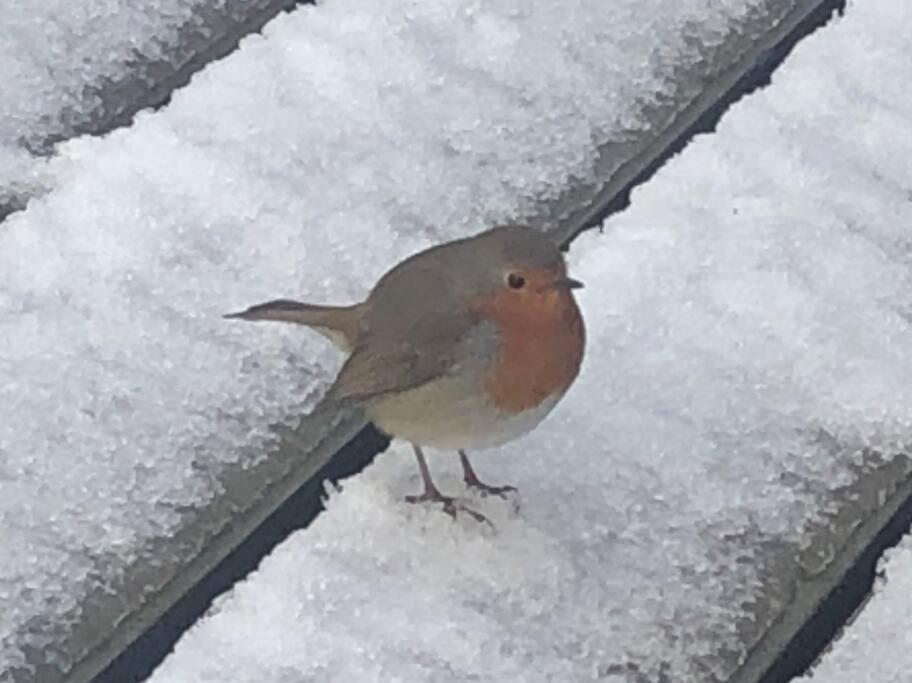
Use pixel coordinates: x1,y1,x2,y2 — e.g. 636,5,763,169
1,0,201,197
802,529,912,683
144,0,912,680
0,0,780,675
0,0,285,208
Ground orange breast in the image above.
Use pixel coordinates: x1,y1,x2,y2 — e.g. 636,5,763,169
474,288,585,413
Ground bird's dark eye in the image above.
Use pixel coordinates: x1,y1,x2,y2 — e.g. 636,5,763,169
507,273,526,289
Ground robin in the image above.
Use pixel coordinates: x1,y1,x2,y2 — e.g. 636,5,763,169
226,225,585,520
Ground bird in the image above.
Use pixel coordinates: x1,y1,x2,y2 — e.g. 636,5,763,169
225,225,586,521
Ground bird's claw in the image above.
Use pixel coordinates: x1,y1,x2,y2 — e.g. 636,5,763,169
405,491,491,526
465,481,517,499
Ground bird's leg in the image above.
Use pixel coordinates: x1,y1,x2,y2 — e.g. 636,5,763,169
404,444,447,503
459,450,517,497
405,445,489,524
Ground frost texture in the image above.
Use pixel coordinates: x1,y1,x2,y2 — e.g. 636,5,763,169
802,529,912,683
0,0,774,673
0,0,225,200
148,0,912,681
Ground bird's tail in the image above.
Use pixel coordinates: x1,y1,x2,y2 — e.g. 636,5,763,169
224,299,364,352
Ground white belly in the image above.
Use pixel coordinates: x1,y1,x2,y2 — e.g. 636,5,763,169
366,375,563,450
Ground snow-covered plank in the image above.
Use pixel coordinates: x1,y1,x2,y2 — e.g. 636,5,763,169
801,525,912,683
0,0,299,215
140,1,912,681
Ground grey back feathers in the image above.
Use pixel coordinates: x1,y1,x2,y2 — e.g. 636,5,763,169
329,226,563,403
226,225,566,404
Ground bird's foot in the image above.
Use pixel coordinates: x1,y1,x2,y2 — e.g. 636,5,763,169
405,490,490,526
458,450,518,499
464,477,518,499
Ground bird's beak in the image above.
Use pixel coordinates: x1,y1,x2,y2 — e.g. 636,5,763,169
552,276,584,290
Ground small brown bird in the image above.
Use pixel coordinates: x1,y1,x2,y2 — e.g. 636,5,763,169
226,225,585,519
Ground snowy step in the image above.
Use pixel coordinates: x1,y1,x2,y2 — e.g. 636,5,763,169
0,0,871,681
0,0,301,219
139,0,912,681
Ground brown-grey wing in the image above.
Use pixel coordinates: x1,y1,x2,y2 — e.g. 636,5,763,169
326,313,497,403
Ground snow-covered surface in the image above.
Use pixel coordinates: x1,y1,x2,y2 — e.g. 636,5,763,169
0,0,283,206
146,1,912,681
0,0,785,676
2,0,196,192
802,528,912,683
